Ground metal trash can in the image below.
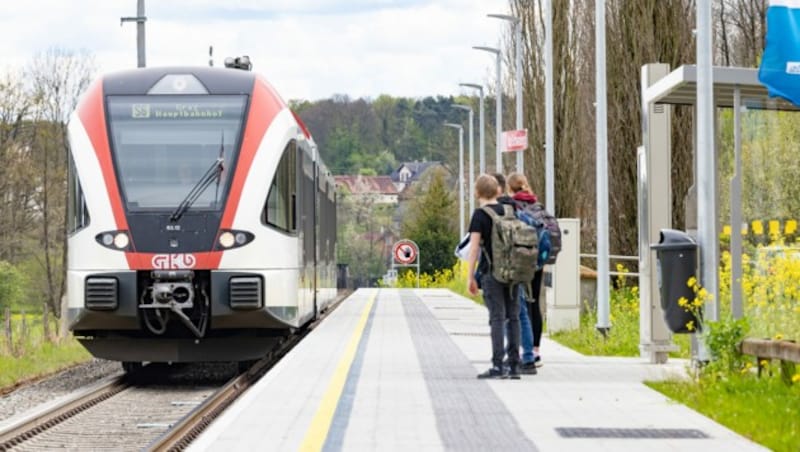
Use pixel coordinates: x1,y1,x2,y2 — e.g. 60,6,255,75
650,229,700,334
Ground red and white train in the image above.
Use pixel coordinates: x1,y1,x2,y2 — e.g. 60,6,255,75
66,64,337,369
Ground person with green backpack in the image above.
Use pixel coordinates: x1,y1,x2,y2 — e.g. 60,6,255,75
467,174,539,380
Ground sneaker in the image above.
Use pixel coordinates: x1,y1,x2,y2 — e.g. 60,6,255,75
507,366,521,379
534,355,543,368
520,362,538,375
477,367,507,379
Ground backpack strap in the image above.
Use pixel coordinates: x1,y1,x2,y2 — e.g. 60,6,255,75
479,204,515,268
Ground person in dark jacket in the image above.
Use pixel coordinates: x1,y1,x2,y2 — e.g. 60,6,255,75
467,174,521,379
507,172,544,367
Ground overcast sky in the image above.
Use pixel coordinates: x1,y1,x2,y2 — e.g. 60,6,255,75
0,0,511,101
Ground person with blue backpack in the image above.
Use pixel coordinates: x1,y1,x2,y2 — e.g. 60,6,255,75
493,173,538,375
508,173,546,367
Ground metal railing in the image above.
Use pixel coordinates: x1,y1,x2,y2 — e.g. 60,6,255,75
579,253,640,277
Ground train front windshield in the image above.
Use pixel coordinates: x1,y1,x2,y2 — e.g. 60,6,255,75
106,95,247,211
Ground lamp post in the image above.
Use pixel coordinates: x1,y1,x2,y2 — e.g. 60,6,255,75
595,0,610,333
545,0,554,210
453,104,475,216
473,46,503,173
444,122,465,238
489,14,523,173
459,83,485,175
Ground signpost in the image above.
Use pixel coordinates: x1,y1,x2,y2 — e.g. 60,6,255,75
502,129,528,153
391,239,420,288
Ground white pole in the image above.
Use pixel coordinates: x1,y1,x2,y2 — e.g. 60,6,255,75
453,104,475,216
473,47,502,173
479,88,485,174
515,21,523,173
731,87,743,319
545,0,555,210
595,0,610,332
696,0,718,321
495,51,503,173
458,128,465,237
467,108,476,215
453,104,475,217
445,123,465,238
488,14,523,173
459,83,485,176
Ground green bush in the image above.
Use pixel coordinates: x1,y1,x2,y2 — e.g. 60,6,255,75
0,260,27,312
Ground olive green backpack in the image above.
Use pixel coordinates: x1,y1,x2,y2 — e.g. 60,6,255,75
481,205,539,289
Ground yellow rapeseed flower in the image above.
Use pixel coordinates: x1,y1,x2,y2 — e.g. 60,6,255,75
792,373,800,383
686,320,695,331
774,333,784,340
678,297,689,307
687,276,697,288
760,359,769,368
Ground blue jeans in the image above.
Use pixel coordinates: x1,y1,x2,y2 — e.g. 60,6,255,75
505,285,535,364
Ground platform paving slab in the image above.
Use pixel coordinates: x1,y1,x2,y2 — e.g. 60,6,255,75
189,288,767,452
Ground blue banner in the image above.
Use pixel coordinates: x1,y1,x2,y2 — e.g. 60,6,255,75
759,0,800,106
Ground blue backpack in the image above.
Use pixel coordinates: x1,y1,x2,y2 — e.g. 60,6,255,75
515,204,554,269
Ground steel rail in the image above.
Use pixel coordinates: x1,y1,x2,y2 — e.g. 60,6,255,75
148,291,352,451
0,376,130,449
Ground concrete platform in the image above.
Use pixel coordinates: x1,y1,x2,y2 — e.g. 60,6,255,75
189,288,767,452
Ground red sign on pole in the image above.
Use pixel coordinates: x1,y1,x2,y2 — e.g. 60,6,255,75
393,240,418,264
503,129,528,152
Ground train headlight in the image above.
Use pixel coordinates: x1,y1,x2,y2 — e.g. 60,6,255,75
219,231,235,248
215,229,254,250
113,233,130,249
235,232,247,245
95,230,133,251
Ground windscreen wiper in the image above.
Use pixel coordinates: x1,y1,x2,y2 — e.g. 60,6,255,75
169,157,224,222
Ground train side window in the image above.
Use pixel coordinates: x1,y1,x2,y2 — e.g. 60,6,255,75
263,141,297,232
67,154,90,234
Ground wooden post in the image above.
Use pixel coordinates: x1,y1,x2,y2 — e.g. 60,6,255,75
20,309,27,353
43,303,50,341
4,307,10,351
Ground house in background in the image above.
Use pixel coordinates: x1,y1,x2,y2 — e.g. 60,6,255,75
334,175,399,205
390,160,444,192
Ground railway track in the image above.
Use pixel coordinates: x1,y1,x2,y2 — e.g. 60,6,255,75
0,291,350,452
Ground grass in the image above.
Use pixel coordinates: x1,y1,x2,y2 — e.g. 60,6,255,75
0,312,92,392
0,339,91,391
647,373,800,451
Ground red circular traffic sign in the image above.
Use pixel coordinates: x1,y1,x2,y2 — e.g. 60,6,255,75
393,240,418,264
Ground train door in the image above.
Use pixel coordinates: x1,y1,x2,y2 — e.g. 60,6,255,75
298,144,316,323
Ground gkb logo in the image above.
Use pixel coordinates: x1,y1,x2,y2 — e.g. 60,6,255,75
151,253,197,269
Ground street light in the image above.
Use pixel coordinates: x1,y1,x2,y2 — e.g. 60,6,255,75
444,122,465,238
473,46,503,173
452,104,475,216
488,14,523,173
459,83,485,175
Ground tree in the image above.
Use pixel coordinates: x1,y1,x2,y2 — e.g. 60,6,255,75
27,48,95,317
400,167,458,274
336,190,395,286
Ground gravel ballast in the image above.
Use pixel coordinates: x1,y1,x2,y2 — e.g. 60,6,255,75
0,359,122,424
